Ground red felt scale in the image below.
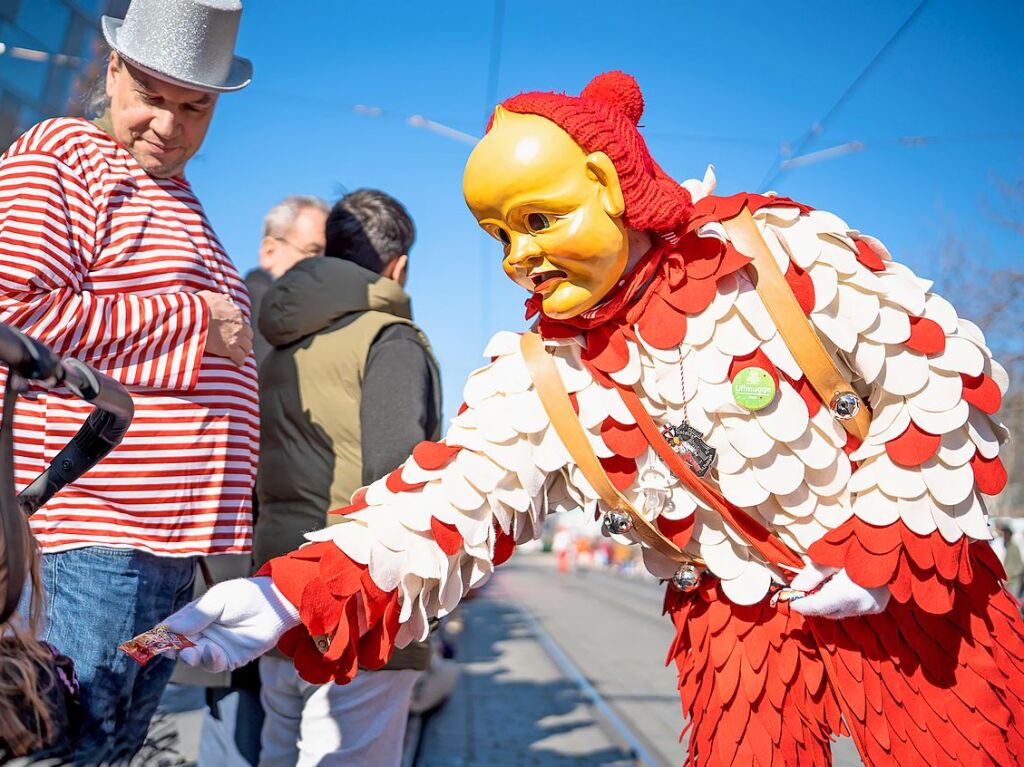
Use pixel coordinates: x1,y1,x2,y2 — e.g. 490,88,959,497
905,316,946,355
430,518,464,556
598,453,638,492
971,452,1008,496
656,513,695,549
599,417,648,459
784,261,815,317
885,421,942,467
961,373,1002,415
854,238,886,272
385,467,425,494
412,440,463,470
493,523,516,566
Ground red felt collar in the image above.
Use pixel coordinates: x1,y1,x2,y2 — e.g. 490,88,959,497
529,194,813,385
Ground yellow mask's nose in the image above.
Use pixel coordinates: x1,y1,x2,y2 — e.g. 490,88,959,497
463,108,630,320
505,231,543,267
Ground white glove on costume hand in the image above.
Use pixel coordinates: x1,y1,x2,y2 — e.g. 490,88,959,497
163,576,301,672
788,562,891,620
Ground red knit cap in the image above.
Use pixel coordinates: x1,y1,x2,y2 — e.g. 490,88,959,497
492,71,693,234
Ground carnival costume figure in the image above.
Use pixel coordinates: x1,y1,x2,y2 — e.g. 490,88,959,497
163,73,1023,766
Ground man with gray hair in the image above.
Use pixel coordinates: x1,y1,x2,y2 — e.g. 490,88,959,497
246,196,330,365
252,189,443,766
0,1,257,763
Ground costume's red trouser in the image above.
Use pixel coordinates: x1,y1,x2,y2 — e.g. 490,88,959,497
665,547,1024,767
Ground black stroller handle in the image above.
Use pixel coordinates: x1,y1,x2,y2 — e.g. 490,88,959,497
0,324,135,512
0,323,135,622
0,324,134,424
0,322,61,382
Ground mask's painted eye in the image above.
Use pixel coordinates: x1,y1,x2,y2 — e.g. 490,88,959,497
526,213,550,232
491,227,510,245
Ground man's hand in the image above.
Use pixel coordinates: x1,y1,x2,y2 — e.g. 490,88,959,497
198,290,253,367
162,576,301,672
788,562,891,620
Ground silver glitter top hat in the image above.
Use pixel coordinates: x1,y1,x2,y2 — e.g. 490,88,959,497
102,0,252,93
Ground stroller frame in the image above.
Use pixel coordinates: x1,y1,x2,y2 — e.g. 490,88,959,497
0,322,134,623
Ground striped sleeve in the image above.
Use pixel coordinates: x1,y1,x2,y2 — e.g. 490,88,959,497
0,151,209,391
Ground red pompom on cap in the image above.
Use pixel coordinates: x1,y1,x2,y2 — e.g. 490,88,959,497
581,70,644,125
498,71,694,233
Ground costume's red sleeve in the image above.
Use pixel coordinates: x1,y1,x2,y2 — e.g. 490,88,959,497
260,331,598,683
802,234,1009,614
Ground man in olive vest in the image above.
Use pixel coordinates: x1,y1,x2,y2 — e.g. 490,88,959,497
253,189,440,766
195,194,329,767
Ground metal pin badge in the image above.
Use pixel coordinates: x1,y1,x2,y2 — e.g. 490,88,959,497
731,367,777,411
661,422,716,477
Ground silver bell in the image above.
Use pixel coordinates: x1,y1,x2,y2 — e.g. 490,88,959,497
671,564,702,592
602,510,634,535
829,391,861,421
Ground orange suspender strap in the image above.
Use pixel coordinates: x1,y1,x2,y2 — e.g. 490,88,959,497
519,331,701,568
714,205,877,762
522,330,802,574
613,382,804,574
721,206,872,442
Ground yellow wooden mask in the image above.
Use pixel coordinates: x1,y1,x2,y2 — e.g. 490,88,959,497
463,107,629,320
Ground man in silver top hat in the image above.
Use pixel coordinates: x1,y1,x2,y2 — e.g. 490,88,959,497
98,0,252,179
0,1,257,764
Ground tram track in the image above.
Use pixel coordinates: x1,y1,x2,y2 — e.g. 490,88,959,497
508,592,671,767
500,556,864,767
495,558,684,767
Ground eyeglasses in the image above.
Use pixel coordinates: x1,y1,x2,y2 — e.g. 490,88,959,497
273,236,324,258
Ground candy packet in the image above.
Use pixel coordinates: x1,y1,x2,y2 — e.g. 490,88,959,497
770,570,837,608
769,587,807,607
119,624,194,665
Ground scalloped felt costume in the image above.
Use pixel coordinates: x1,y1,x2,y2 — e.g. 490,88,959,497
255,72,1019,765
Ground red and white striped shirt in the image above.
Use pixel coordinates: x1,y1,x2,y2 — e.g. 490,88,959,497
0,117,259,556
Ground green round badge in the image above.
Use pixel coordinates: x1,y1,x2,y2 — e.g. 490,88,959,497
732,367,777,411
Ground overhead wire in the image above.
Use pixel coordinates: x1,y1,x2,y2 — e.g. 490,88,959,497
0,42,83,65
8,9,1020,168
478,0,507,346
757,0,932,191
484,0,507,123
252,86,1024,154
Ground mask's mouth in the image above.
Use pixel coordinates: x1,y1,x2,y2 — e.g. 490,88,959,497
529,269,568,294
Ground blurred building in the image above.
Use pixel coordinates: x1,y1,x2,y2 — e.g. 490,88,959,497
0,0,128,148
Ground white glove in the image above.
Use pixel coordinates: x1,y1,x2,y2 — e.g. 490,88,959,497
163,576,301,672
788,562,891,620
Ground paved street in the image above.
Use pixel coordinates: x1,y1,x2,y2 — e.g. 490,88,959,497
151,553,863,766
414,570,635,767
415,554,863,767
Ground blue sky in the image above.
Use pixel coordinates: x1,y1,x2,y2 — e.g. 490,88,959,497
185,0,1024,418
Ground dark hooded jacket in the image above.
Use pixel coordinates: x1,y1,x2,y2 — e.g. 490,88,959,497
253,257,440,670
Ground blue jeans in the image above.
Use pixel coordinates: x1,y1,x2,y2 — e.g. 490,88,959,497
34,546,196,766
